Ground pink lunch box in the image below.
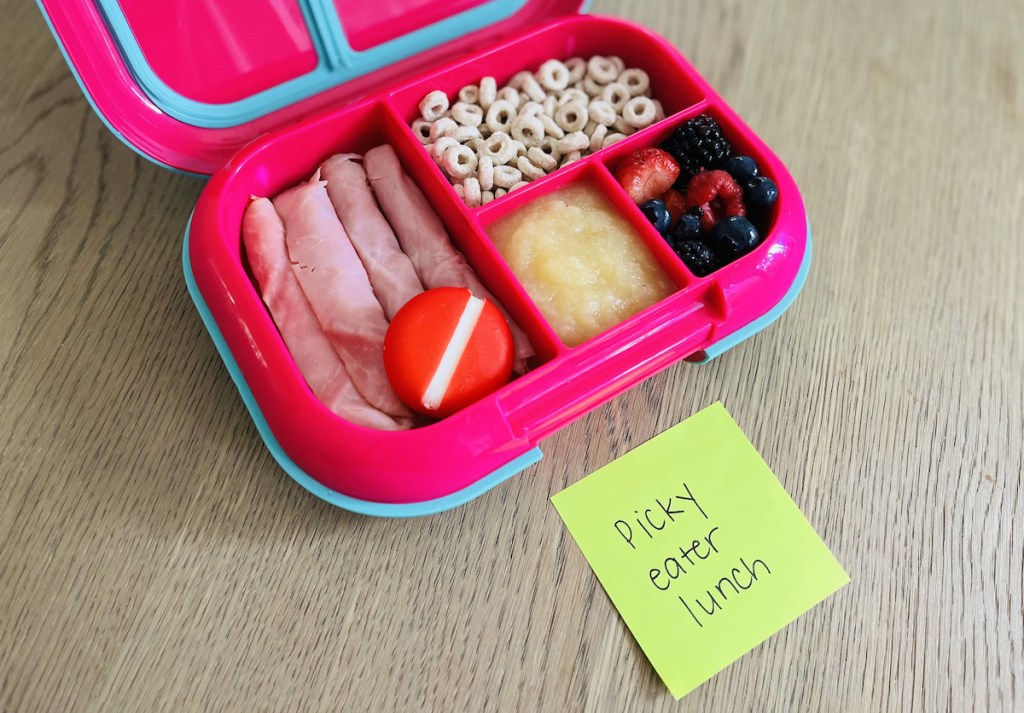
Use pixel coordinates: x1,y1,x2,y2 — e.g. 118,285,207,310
39,0,810,516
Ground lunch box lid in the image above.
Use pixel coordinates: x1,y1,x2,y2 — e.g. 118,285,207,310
37,0,587,175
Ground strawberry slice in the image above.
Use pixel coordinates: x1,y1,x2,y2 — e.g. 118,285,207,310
615,148,681,205
684,170,746,232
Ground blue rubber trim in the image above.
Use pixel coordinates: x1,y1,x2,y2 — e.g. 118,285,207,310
697,223,813,362
35,0,207,177
94,0,529,129
182,215,542,517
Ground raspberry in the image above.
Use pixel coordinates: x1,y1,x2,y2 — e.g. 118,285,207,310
614,148,681,205
661,115,733,183
684,170,746,232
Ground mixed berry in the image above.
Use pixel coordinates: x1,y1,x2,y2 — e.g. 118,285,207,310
613,114,779,277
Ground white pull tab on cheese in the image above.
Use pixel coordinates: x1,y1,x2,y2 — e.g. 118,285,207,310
421,294,486,410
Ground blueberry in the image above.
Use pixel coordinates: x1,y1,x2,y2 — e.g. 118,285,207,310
722,155,759,185
675,240,718,277
708,216,760,261
669,210,702,248
640,199,671,235
744,176,779,211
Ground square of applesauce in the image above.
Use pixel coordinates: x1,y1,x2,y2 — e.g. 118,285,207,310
486,178,677,347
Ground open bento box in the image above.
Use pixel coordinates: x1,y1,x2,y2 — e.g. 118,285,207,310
40,0,810,516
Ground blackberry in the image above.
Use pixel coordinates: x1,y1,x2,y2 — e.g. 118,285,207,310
675,240,718,277
661,114,734,185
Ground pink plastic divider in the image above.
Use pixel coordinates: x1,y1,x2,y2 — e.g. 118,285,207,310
585,161,693,291
477,162,692,352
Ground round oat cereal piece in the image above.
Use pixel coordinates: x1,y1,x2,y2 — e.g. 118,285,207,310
478,155,495,191
560,150,583,167
521,75,546,102
458,84,480,105
511,114,545,146
481,190,495,205
452,125,482,142
463,176,482,208
537,59,570,91
537,136,563,161
485,100,517,134
588,99,616,126
600,82,631,111
565,57,586,84
653,99,666,121
617,68,650,97
558,88,589,106
622,96,656,129
589,124,608,153
557,131,589,154
519,101,544,117
517,155,545,180
492,164,523,188
527,146,557,172
481,131,517,165
430,136,459,163
582,77,605,98
509,180,530,192
587,55,618,84
539,113,565,139
479,76,497,108
429,116,458,141
602,132,627,148
495,87,520,109
452,102,484,127
412,118,433,144
555,101,588,133
442,144,478,180
420,90,450,121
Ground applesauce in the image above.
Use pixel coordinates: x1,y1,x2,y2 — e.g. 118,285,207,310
488,182,676,347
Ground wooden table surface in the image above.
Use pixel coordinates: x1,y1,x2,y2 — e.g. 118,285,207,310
2,0,1022,710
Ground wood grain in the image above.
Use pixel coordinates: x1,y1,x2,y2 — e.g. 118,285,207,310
1,0,1021,710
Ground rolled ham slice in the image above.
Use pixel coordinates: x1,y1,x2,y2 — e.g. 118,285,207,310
320,154,423,320
363,145,535,370
273,174,413,420
241,197,410,430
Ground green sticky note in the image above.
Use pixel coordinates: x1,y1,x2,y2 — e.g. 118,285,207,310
551,402,849,699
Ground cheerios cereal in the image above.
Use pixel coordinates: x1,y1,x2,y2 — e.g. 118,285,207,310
412,55,661,206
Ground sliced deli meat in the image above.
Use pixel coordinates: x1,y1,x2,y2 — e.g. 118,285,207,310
241,197,410,430
273,173,413,420
363,144,535,370
320,153,424,320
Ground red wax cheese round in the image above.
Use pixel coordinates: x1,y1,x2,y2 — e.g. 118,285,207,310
383,287,514,418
